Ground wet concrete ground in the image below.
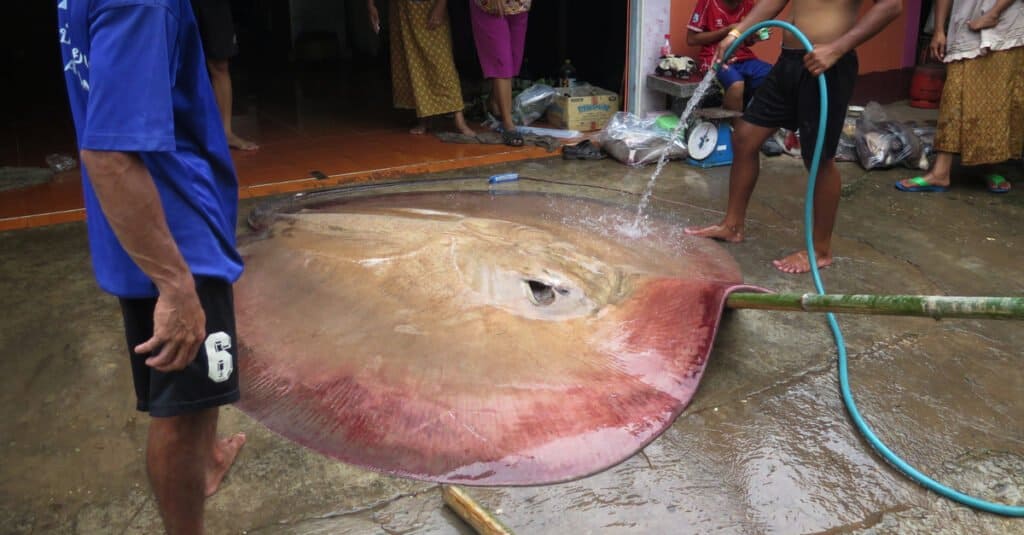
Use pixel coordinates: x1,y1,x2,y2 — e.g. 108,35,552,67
2,103,1023,533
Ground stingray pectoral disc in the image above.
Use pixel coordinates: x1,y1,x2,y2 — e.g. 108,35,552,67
235,191,754,485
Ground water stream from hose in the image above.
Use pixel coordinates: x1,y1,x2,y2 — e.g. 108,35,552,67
630,69,719,233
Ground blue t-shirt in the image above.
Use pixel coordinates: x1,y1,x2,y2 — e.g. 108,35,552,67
57,0,243,298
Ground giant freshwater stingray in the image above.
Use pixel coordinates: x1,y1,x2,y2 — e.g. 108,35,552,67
235,187,761,486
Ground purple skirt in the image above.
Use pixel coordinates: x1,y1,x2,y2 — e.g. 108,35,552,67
469,1,529,79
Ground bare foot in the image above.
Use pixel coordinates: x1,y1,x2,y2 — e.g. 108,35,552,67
410,120,428,135
684,223,744,242
205,432,246,497
454,117,476,137
772,250,833,274
968,11,1000,31
227,133,259,151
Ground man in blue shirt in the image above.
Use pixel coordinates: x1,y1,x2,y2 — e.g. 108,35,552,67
58,1,246,531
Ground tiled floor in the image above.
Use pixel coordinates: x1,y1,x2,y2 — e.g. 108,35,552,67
0,69,555,231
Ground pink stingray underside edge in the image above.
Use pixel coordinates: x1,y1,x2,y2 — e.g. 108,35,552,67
234,278,770,487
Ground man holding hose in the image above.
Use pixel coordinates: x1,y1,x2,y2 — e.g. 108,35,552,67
685,0,902,273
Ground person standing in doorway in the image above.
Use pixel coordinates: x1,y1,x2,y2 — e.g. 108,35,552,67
685,0,903,274
369,0,476,136
58,0,246,533
469,0,531,146
192,0,259,150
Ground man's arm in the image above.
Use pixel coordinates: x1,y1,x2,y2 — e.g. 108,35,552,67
368,0,380,33
81,150,205,372
428,0,448,29
82,6,206,372
803,0,903,76
968,0,1017,31
713,0,789,64
930,0,952,60
687,25,736,47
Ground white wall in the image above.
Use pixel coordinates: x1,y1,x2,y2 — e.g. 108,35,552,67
627,0,672,115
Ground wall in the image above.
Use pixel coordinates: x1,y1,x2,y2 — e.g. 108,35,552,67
667,0,914,74
629,0,676,113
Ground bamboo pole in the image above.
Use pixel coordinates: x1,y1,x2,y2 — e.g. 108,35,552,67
442,485,513,535
726,293,1024,320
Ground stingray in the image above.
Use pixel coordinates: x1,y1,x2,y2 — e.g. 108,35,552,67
235,188,761,486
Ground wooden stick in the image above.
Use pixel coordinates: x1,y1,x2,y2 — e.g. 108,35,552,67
726,293,1024,320
442,485,513,535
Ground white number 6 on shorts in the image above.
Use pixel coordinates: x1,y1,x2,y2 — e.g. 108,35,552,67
205,331,234,383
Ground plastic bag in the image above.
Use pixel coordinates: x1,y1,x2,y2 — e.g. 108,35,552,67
904,124,936,170
45,153,78,173
854,102,916,169
512,84,557,126
854,103,888,169
596,112,688,167
835,117,858,162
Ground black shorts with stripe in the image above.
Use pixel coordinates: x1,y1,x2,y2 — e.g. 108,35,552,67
119,276,240,418
743,48,858,166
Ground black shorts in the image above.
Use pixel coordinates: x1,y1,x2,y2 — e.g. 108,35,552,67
743,48,858,166
191,0,238,60
120,277,240,418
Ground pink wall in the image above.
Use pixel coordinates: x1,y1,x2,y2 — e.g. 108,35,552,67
668,0,915,74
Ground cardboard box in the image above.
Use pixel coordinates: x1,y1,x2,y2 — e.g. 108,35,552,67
546,86,620,132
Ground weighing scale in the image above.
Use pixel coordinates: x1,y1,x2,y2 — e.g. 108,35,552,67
685,108,739,168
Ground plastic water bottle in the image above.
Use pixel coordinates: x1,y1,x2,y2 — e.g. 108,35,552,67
488,173,519,184
559,59,577,88
660,34,672,57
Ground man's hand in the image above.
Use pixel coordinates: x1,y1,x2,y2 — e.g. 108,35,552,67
428,2,445,29
930,31,946,61
803,42,844,76
135,280,206,372
711,25,740,69
368,1,381,33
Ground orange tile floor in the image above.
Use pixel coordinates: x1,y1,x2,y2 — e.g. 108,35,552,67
1,72,557,231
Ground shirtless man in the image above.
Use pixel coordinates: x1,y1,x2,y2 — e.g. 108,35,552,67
684,0,902,273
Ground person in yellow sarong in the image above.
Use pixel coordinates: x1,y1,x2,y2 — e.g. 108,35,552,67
896,0,1023,193
369,0,475,135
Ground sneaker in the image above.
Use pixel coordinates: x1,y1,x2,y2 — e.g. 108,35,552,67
761,136,784,156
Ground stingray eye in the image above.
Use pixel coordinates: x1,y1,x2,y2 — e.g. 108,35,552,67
524,279,558,306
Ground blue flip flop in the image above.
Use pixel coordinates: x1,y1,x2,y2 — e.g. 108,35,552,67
895,176,949,192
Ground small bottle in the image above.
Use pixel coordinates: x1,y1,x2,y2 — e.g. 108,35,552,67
660,34,672,57
559,59,577,88
488,172,519,184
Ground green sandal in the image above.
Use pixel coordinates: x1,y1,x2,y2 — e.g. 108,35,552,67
895,176,948,192
985,174,1011,193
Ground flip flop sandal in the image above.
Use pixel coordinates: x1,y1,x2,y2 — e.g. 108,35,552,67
502,129,525,147
562,140,606,160
481,112,501,131
985,174,1011,193
895,176,949,192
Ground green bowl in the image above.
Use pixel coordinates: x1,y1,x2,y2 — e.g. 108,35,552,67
655,114,680,131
